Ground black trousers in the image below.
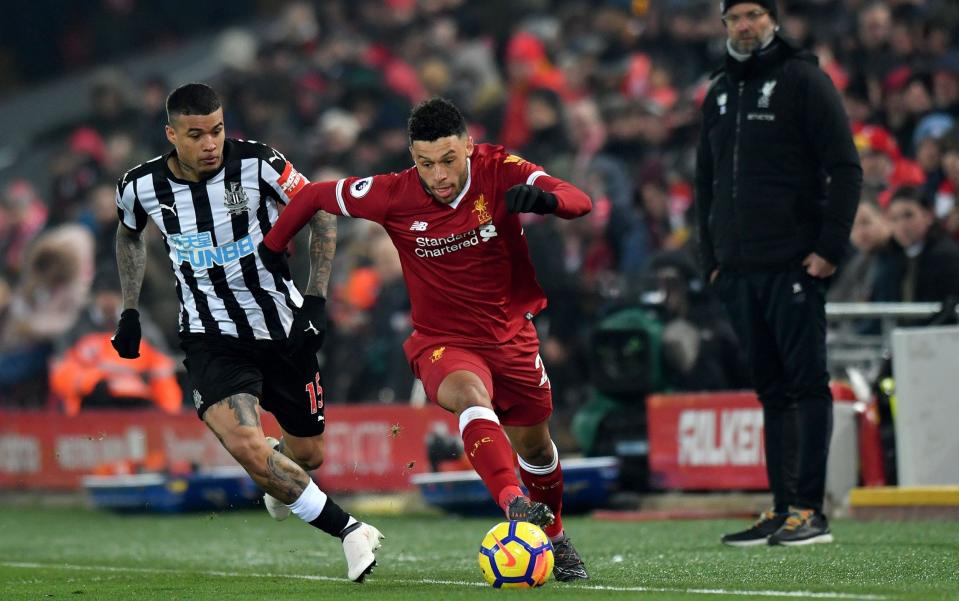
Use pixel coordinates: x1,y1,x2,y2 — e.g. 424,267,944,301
715,267,833,513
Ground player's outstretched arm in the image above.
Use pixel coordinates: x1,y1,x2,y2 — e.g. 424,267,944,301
263,181,341,252
113,223,146,358
505,177,591,220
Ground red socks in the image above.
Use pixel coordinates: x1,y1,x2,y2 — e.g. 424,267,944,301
459,407,565,539
518,442,564,539
459,407,523,512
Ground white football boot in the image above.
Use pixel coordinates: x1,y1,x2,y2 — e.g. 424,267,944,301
262,436,291,521
341,522,385,582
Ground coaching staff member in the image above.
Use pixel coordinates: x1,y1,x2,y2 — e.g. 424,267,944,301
695,0,862,546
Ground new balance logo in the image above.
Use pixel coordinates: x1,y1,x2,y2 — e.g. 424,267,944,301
410,221,429,231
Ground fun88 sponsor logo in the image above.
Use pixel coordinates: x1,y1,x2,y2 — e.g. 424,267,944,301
169,232,255,269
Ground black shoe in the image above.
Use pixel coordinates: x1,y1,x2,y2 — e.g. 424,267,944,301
551,535,588,581
506,495,555,529
768,508,833,546
721,510,788,547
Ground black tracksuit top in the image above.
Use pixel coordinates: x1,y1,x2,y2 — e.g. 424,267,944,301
695,35,862,276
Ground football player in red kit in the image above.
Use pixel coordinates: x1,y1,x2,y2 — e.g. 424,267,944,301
259,97,591,581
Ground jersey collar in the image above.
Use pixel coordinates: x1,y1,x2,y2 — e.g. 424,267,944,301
446,158,472,210
163,139,231,185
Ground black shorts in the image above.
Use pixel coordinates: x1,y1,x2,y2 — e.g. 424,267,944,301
179,334,326,437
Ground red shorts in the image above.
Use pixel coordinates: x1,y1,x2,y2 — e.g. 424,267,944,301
402,321,552,427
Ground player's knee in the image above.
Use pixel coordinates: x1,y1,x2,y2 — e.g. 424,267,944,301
292,443,325,471
282,436,325,471
449,382,491,414
523,444,553,465
519,441,554,466
222,432,271,472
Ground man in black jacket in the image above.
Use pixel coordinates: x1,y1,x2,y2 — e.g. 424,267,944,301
695,0,862,546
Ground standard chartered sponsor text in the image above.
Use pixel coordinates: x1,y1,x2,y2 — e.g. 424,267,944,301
415,230,480,258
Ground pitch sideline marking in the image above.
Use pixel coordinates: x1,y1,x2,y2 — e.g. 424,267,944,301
0,561,888,599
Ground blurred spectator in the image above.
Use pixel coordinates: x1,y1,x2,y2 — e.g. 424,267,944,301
88,70,140,136
932,52,959,118
50,271,181,415
520,88,572,166
854,124,924,205
645,251,748,392
851,2,896,82
78,183,121,272
914,113,954,172
829,198,895,304
137,75,172,155
936,134,959,241
617,169,680,276
874,186,959,316
48,127,107,224
0,180,48,280
499,30,568,151
0,225,94,407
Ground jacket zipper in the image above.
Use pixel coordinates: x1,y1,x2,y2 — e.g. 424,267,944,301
732,80,744,263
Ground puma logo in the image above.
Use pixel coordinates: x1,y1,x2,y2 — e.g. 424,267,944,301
304,321,320,335
159,202,177,215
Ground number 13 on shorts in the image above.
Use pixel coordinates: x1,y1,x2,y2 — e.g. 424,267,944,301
305,372,324,415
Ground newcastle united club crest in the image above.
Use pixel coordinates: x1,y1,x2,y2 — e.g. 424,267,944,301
224,182,250,216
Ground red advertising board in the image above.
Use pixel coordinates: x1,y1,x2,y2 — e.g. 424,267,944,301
646,392,769,490
0,405,457,492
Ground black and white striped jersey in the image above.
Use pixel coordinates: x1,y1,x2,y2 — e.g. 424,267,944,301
116,139,310,341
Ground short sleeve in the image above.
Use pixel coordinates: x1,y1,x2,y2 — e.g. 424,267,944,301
329,173,397,224
116,174,147,232
498,153,549,188
259,145,310,204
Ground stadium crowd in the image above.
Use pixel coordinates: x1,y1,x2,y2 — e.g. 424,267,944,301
1,0,958,431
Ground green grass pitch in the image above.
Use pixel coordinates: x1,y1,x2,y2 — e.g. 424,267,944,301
1,507,956,600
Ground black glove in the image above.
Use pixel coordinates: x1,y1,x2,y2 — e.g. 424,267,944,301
288,295,327,355
505,184,558,214
257,241,292,280
111,309,141,359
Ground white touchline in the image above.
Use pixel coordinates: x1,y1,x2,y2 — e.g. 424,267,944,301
0,562,888,600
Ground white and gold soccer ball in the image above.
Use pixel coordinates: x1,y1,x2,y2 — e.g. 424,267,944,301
477,521,554,588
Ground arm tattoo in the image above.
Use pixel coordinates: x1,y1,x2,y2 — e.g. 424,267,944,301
305,210,337,297
115,223,147,310
226,394,261,428
266,451,310,500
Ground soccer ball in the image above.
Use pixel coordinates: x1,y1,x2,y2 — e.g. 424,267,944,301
478,521,554,588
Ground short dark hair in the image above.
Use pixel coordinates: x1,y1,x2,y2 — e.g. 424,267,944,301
889,186,932,210
166,83,221,123
408,97,467,143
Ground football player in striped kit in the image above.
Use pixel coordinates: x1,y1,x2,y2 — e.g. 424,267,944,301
112,83,383,582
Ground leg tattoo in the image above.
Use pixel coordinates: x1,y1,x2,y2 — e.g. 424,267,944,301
227,394,261,427
266,450,310,502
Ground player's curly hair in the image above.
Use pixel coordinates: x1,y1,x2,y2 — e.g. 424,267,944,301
166,83,221,123
408,97,467,142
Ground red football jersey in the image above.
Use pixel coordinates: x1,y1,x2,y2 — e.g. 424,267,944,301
265,144,591,345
